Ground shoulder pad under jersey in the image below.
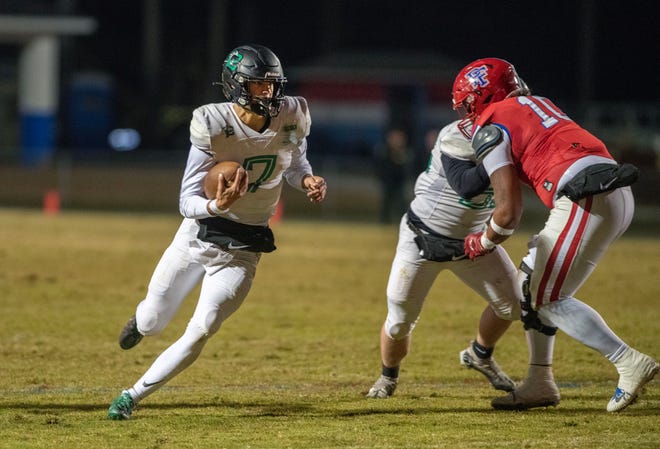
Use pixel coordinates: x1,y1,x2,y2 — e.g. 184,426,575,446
190,106,213,150
472,125,503,162
190,104,230,153
438,120,474,161
288,96,311,137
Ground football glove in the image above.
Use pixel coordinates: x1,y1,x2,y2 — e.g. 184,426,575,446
464,232,494,260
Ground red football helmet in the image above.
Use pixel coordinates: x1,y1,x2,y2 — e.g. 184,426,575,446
452,58,529,137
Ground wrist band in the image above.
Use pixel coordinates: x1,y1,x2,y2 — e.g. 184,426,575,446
490,219,515,236
480,233,496,250
207,199,227,216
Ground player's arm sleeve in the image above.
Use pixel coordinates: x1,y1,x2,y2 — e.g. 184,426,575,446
178,109,219,218
284,97,314,191
285,140,314,192
178,107,221,218
441,152,490,198
178,145,217,219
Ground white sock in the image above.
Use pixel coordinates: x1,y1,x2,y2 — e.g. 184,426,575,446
130,323,209,402
525,329,555,366
606,344,630,364
538,297,625,357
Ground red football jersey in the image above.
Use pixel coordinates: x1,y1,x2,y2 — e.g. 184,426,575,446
475,96,613,207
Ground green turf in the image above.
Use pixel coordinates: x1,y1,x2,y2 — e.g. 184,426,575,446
0,208,658,448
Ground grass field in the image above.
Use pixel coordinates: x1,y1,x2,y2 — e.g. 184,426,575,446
0,208,658,448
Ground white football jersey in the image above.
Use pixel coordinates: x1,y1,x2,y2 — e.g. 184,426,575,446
179,96,314,226
410,120,495,239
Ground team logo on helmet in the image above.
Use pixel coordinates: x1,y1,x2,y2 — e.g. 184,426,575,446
465,65,490,89
225,51,243,73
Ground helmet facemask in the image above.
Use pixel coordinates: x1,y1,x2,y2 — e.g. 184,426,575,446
453,92,478,139
231,75,287,117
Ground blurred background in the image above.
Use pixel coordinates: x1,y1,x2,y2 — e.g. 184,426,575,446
1,0,658,222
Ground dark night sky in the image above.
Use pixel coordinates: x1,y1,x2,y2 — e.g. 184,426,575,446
68,0,658,106
60,0,660,102
1,0,657,151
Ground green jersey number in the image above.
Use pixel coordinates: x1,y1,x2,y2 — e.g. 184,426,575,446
459,188,495,210
243,155,278,193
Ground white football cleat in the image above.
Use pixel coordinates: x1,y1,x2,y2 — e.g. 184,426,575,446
366,375,398,398
607,348,659,412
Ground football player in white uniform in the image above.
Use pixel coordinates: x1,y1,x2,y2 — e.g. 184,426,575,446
366,120,554,399
108,44,326,420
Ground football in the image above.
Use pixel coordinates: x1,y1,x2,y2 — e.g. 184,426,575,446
204,160,242,198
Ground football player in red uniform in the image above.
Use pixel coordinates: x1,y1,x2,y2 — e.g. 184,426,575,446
444,57,658,412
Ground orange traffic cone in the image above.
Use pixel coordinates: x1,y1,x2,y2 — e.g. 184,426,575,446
43,189,61,215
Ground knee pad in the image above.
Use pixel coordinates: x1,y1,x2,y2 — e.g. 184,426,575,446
385,322,413,340
189,307,223,337
184,320,210,344
384,317,416,340
135,303,163,336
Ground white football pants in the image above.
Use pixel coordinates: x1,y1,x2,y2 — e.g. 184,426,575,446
129,218,259,401
384,215,521,340
532,187,634,359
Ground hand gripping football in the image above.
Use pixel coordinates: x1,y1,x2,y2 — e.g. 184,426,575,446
204,160,242,198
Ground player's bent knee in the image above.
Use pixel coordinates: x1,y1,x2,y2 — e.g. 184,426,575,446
136,305,164,336
491,300,520,321
184,320,210,344
385,321,414,340
189,308,224,339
